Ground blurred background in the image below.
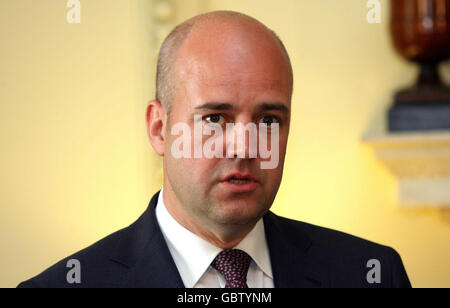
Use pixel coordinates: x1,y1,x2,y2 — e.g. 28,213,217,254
1,0,449,288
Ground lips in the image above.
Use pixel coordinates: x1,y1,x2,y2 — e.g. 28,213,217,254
223,172,257,183
220,172,258,193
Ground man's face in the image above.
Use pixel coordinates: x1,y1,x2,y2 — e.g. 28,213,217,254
163,24,292,228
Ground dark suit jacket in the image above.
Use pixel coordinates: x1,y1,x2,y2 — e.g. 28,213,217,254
18,191,411,288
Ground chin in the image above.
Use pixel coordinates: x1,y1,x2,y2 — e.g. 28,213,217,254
210,200,268,225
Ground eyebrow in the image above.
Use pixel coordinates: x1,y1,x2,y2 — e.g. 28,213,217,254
194,102,290,115
194,102,234,111
257,102,290,115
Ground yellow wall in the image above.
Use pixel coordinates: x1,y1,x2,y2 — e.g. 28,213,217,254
0,0,160,287
1,0,449,288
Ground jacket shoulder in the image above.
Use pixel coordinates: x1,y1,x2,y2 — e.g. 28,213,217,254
276,215,388,251
17,226,131,288
268,213,411,288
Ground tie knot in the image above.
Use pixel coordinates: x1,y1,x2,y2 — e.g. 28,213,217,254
211,249,252,288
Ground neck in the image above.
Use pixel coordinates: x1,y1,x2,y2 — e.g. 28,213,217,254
161,187,257,250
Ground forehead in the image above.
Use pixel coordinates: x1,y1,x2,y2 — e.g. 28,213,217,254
178,62,292,112
192,62,287,92
173,21,292,107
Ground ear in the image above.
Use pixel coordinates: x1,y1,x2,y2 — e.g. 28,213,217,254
146,100,167,156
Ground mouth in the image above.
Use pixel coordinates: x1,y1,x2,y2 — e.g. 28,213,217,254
227,176,252,184
223,172,256,183
220,173,258,193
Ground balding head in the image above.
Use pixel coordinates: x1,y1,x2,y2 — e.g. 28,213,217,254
147,11,293,242
156,11,293,115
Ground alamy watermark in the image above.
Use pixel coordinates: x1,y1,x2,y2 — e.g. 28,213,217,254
66,0,81,24
366,259,381,284
366,0,381,24
66,259,81,284
170,115,280,170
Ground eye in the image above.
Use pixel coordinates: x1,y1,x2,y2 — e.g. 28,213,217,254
258,115,280,127
204,114,225,125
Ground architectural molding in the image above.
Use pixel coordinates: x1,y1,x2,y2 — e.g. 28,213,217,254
364,130,450,207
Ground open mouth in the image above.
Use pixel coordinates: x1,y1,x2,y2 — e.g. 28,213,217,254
227,176,251,184
221,173,258,193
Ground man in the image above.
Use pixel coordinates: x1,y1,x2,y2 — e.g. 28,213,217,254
18,11,411,288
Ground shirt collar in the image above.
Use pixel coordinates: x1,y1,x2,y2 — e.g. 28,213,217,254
155,188,273,288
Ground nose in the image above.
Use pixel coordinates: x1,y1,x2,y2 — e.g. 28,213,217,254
225,122,258,159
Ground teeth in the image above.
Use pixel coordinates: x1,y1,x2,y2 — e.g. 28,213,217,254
228,178,250,184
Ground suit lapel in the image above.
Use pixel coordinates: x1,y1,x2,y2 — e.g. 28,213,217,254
263,211,329,288
109,191,185,288
108,191,328,288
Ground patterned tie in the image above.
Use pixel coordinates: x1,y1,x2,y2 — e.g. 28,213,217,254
211,249,252,288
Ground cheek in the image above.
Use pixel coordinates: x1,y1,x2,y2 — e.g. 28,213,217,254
191,158,220,180
264,168,283,184
277,134,289,158
173,157,220,188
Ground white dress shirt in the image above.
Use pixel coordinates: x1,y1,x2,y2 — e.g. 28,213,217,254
155,188,274,288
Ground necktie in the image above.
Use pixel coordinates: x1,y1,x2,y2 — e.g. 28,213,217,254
211,249,252,288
